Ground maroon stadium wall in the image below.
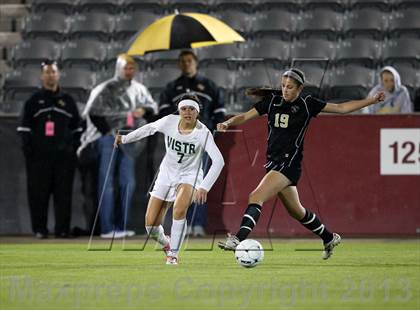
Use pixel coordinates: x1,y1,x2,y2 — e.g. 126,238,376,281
208,115,420,237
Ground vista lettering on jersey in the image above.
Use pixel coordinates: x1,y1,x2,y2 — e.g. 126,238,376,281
167,136,196,154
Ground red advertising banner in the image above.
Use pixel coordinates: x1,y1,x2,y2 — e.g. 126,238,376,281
208,115,420,236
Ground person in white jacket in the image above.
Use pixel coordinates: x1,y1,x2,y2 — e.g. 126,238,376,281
115,95,225,265
78,54,157,239
363,66,413,114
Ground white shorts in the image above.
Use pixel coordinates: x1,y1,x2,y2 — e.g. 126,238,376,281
149,169,202,202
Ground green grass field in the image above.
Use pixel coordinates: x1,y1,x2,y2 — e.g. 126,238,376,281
1,237,419,310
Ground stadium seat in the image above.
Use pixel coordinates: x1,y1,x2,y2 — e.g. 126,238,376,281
242,38,290,68
95,68,115,85
69,12,115,41
252,9,295,40
114,12,161,41
3,68,41,103
200,67,235,90
12,39,61,68
255,0,300,12
295,8,342,40
292,62,330,98
104,40,125,69
121,0,164,13
300,0,346,12
104,40,147,71
198,44,243,68
388,8,420,38
168,0,209,13
146,49,182,68
60,68,97,103
212,0,254,12
382,38,420,68
77,0,122,14
141,67,181,100
200,67,234,107
31,0,75,14
61,39,107,70
213,9,252,36
290,39,335,65
22,12,70,41
342,8,388,40
348,0,391,11
327,65,375,101
392,0,420,9
335,38,381,68
234,64,283,111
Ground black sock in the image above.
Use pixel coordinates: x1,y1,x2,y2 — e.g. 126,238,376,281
299,209,334,244
236,203,262,241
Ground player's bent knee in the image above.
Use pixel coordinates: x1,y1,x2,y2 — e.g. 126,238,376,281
249,191,264,204
172,208,187,220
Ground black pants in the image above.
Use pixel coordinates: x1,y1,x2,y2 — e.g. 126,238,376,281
25,153,76,235
78,159,99,235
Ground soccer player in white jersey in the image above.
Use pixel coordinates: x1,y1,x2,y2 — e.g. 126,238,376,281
115,95,224,265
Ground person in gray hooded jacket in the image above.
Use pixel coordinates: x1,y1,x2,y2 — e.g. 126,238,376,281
363,66,413,114
79,54,157,238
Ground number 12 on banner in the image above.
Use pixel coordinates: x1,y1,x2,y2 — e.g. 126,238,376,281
380,128,420,175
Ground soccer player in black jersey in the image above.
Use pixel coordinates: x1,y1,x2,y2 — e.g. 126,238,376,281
217,68,385,260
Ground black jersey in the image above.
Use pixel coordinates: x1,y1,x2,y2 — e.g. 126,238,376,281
254,93,326,165
159,74,225,131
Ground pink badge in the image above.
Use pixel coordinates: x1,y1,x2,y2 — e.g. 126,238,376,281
45,121,55,136
126,112,134,128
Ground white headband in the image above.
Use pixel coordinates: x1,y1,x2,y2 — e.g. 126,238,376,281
283,70,305,85
178,99,200,113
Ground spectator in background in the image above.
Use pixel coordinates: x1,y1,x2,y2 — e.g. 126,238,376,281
17,60,82,239
159,50,225,237
79,54,157,239
363,66,413,114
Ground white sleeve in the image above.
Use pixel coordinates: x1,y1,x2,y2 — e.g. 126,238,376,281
121,116,167,144
199,130,225,192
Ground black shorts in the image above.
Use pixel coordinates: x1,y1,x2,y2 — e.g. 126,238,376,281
264,159,302,186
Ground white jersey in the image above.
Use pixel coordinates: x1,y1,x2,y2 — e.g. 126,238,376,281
122,115,224,192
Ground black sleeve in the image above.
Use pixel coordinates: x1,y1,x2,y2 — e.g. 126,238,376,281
142,106,155,122
17,95,35,157
253,96,270,115
158,84,177,118
90,115,111,135
306,96,327,117
209,80,225,124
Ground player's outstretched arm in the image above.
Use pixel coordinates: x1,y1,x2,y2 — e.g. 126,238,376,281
322,92,385,114
114,116,168,147
217,108,259,132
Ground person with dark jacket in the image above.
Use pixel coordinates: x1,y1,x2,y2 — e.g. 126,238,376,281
159,50,226,237
17,60,82,238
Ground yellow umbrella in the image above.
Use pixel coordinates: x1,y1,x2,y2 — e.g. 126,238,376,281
126,13,245,56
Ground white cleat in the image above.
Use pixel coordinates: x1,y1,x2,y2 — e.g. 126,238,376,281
322,233,341,260
166,256,178,265
218,233,240,251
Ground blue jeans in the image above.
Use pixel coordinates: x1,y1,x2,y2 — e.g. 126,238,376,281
187,152,211,227
96,135,135,234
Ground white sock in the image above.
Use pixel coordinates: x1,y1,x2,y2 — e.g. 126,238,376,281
169,218,187,257
145,225,168,247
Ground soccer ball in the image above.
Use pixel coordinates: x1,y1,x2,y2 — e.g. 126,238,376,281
235,239,264,268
